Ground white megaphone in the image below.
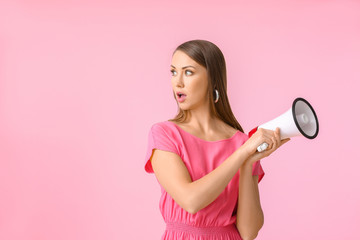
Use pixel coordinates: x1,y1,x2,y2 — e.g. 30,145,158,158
248,97,319,152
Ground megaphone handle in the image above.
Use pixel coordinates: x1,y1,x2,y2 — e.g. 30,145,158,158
257,142,269,152
248,126,269,152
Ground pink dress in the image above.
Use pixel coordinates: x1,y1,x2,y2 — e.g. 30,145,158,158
144,121,265,240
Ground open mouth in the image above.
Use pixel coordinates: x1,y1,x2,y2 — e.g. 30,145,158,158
177,93,186,98
176,92,187,102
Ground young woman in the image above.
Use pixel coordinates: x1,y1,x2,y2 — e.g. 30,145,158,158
144,40,290,240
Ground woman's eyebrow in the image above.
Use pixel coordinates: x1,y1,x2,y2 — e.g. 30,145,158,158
171,65,196,69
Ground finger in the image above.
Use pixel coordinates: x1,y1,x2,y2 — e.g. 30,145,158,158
266,128,280,143
260,129,278,151
263,137,274,153
256,129,272,150
271,136,277,150
275,128,281,148
267,138,274,150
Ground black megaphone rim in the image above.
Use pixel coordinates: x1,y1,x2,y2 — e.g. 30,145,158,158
292,97,319,139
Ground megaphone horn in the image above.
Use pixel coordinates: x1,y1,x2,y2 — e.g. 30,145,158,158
249,97,319,152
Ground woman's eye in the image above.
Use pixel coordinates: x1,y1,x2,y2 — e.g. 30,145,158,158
185,70,193,76
170,70,177,76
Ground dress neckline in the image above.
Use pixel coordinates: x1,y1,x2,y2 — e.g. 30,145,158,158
167,121,241,143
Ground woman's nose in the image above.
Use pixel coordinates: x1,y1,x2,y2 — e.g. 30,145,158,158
175,74,184,87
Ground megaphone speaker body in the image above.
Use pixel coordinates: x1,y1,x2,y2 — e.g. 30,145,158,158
249,98,319,152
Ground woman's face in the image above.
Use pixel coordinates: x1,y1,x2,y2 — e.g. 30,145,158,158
170,50,209,110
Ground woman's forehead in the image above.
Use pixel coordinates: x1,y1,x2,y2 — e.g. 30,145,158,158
171,51,198,66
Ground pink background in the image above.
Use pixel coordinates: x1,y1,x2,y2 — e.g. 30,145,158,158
1,0,359,239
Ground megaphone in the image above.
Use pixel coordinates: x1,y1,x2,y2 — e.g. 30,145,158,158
248,97,319,152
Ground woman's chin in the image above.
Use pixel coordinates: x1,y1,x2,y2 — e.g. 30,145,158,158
178,104,189,110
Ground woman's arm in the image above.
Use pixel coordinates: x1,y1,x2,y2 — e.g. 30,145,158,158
235,128,290,240
151,127,289,215
151,144,250,214
236,162,264,240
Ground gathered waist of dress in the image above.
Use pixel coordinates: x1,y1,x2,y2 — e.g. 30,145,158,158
165,221,238,236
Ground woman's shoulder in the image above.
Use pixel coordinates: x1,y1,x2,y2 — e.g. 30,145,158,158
149,120,178,135
150,120,174,129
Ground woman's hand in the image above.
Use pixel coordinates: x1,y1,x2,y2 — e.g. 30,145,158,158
242,127,290,165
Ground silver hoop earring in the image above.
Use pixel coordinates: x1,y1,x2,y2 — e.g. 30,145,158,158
214,89,219,103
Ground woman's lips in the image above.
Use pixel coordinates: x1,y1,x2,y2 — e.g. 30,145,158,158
177,94,187,103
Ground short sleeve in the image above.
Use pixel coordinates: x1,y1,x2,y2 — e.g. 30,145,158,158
252,160,265,183
144,123,180,173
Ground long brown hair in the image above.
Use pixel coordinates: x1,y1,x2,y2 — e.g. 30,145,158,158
168,40,244,133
